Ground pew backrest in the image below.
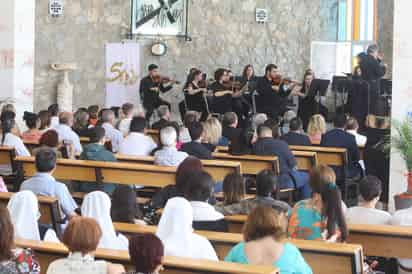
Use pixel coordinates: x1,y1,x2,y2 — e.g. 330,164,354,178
212,152,280,175
289,146,348,167
0,146,16,173
291,151,318,171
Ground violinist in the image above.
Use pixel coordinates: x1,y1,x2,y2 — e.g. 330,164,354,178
139,64,177,122
239,64,258,93
183,69,209,121
209,68,233,115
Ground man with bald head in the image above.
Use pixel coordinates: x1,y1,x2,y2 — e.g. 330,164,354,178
54,112,82,153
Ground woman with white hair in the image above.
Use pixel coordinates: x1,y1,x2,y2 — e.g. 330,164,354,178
81,191,128,250
156,197,218,261
154,126,188,167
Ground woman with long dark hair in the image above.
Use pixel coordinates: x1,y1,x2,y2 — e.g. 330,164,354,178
288,165,348,242
183,69,208,121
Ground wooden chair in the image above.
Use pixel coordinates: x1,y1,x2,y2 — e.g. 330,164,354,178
16,239,279,274
112,222,364,274
0,192,63,235
115,154,242,182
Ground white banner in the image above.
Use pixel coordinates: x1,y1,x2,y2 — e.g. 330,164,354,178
105,43,141,108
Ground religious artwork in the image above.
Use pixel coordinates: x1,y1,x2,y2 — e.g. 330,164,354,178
131,0,188,36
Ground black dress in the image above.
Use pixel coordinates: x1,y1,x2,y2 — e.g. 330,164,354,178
184,82,208,121
298,83,328,130
209,82,232,114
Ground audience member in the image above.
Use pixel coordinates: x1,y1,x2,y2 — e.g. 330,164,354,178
179,111,200,143
38,110,51,133
54,112,82,153
216,170,290,215
32,130,64,158
321,113,360,178
307,114,326,145
46,217,125,274
127,234,164,274
180,122,212,159
0,206,40,274
154,126,188,166
253,125,311,199
72,109,90,137
81,191,129,250
345,117,367,147
118,103,135,136
288,165,348,242
20,148,78,220
251,113,268,130
225,206,312,274
201,117,222,152
101,109,123,153
346,176,391,225
48,104,60,128
222,112,242,143
184,171,228,232
119,117,157,156
156,197,218,260
217,172,246,208
87,105,100,126
22,112,42,142
151,105,171,130
111,185,143,224
280,110,297,135
1,117,30,157
281,117,311,146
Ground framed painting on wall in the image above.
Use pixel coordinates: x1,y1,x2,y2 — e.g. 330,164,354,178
131,0,189,37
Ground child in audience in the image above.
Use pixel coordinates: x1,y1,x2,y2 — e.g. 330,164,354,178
225,206,312,274
156,197,218,261
127,234,164,274
288,165,348,242
0,206,40,274
154,126,188,167
307,114,326,145
38,110,51,133
46,217,125,274
22,111,42,143
184,171,228,232
81,191,129,250
118,103,135,136
346,176,391,225
48,104,60,128
87,105,100,127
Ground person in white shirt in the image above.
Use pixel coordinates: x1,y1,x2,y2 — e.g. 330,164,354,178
118,103,135,136
346,176,391,225
1,118,30,157
154,126,188,166
156,197,218,261
345,117,367,147
119,116,157,156
54,112,82,154
81,191,129,250
48,104,60,128
101,109,123,153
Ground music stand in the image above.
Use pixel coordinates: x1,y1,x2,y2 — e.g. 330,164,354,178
308,79,330,114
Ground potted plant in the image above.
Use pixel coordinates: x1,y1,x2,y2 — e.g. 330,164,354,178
391,118,412,210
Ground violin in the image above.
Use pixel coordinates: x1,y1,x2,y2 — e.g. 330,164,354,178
152,75,181,85
271,74,301,92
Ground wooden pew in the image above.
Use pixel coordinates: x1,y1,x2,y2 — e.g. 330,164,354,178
289,145,348,167
212,152,280,176
113,222,363,274
348,224,412,259
0,146,17,174
16,239,278,274
0,192,63,235
146,129,160,144
115,154,242,182
292,151,317,171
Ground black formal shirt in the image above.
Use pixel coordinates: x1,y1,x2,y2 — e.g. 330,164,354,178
139,76,173,107
180,141,213,159
281,131,312,146
360,55,386,81
210,81,232,114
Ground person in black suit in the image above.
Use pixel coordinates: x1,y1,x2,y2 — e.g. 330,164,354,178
139,64,175,122
253,125,311,199
222,112,242,142
321,113,361,179
180,122,212,159
281,117,311,146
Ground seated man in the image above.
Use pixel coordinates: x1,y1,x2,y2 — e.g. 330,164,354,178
101,109,124,153
20,148,78,220
345,116,367,147
346,175,391,225
118,102,135,136
184,170,228,232
180,122,212,159
253,125,311,199
281,117,311,146
154,126,188,167
222,112,242,143
321,113,361,178
79,127,117,194
119,117,157,156
216,169,291,215
151,105,171,130
54,112,82,154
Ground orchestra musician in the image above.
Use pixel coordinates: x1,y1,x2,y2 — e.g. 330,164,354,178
183,69,209,121
139,64,177,122
209,68,233,115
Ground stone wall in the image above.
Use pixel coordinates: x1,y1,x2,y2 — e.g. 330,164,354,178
34,0,339,111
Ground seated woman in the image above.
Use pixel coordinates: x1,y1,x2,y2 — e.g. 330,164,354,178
0,206,40,274
46,217,124,274
288,165,348,242
111,185,144,224
73,109,91,137
7,191,58,242
225,206,312,274
81,191,129,250
201,117,222,152
22,112,42,143
127,234,164,274
32,130,64,158
38,110,51,133
215,172,246,215
307,114,327,145
1,115,30,157
184,170,228,232
156,197,218,261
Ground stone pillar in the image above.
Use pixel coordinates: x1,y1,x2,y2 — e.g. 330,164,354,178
0,0,35,119
389,0,412,211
